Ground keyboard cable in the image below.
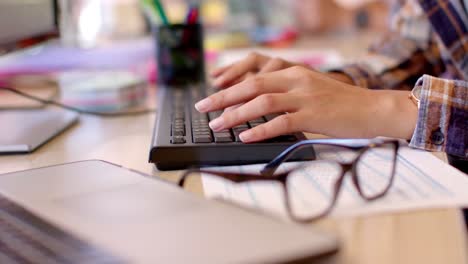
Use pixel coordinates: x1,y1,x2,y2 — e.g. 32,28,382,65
0,86,157,118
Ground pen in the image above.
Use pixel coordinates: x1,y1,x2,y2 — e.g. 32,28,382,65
152,0,170,25
139,0,159,24
185,6,194,24
190,8,200,24
185,5,199,24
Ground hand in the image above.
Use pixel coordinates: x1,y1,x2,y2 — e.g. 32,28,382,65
211,52,355,88
211,52,308,88
196,66,418,142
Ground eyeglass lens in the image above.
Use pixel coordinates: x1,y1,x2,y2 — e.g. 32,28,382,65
284,142,397,220
355,143,397,198
285,160,344,220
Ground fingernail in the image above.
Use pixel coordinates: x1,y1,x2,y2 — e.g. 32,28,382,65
209,117,224,131
195,98,213,112
239,130,253,142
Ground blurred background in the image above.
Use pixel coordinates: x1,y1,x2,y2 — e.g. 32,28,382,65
0,0,391,111
57,0,390,49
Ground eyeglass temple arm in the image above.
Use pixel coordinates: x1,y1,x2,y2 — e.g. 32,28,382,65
261,139,378,176
178,169,288,187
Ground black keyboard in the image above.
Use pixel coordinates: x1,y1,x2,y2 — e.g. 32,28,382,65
149,85,315,170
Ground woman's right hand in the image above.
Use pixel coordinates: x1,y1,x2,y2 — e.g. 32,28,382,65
198,66,418,143
211,52,308,88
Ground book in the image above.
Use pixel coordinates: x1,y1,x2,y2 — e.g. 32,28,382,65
56,70,147,111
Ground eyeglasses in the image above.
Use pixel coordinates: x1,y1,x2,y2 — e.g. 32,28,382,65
178,138,400,223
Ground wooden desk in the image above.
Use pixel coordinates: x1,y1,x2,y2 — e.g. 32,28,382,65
1,32,467,264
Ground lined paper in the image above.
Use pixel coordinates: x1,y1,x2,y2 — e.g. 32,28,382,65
202,146,468,219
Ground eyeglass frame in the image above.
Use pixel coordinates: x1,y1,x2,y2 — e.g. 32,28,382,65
178,138,400,223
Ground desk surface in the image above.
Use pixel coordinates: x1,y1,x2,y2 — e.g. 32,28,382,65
1,32,467,264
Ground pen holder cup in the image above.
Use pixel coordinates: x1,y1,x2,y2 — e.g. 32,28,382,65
154,24,205,86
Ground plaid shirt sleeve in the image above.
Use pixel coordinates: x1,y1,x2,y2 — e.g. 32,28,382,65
331,0,468,158
333,1,445,90
409,75,468,158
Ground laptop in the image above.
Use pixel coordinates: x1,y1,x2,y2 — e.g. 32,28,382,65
0,1,78,154
0,160,339,263
0,0,57,48
0,110,78,154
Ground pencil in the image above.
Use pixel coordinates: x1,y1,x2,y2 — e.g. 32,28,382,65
152,0,170,25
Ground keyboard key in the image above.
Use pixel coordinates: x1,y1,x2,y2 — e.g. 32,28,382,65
172,127,185,134
193,129,211,134
250,117,266,123
172,130,185,137
171,136,186,144
192,115,208,120
194,132,212,137
192,123,208,128
264,113,280,121
234,124,249,129
192,120,208,126
208,111,222,121
248,122,263,128
194,134,213,143
214,131,233,143
233,128,248,142
193,116,208,122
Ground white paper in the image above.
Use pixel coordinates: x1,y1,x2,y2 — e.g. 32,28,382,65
202,146,468,219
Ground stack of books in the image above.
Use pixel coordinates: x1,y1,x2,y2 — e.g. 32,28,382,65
56,70,147,111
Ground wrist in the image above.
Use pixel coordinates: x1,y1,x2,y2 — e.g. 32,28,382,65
371,91,418,139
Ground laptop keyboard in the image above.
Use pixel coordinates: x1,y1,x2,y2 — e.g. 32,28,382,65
0,193,123,263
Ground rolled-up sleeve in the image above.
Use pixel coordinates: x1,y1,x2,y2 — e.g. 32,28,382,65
331,0,445,90
409,75,468,158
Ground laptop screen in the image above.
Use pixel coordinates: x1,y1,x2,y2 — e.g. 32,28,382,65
0,0,57,50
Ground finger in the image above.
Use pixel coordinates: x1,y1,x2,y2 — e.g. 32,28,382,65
224,103,243,113
195,71,294,113
220,72,255,88
213,52,269,88
210,64,231,78
258,58,288,74
239,113,302,143
236,72,256,84
209,93,300,131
